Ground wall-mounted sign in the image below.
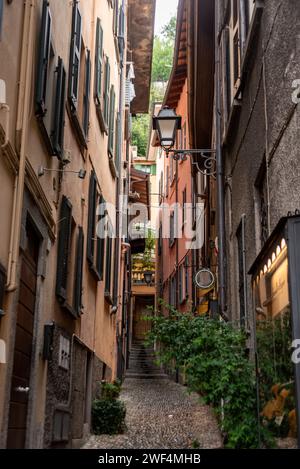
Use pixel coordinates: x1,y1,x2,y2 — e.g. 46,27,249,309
194,268,215,290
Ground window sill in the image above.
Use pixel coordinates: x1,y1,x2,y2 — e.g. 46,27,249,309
104,291,113,305
36,115,56,157
88,261,102,282
59,299,79,319
96,103,108,134
109,155,118,179
67,101,87,150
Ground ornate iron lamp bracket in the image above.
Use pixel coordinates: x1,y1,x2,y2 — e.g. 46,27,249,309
164,149,216,177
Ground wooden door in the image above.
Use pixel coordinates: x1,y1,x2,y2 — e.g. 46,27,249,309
133,296,153,342
7,221,39,448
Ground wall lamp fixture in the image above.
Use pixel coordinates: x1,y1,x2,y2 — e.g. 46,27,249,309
38,165,87,179
152,106,216,176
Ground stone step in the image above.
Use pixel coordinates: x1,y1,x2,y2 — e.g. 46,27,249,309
125,372,168,380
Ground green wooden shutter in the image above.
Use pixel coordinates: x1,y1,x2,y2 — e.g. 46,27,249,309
87,171,97,265
103,57,110,127
68,1,82,111
96,195,105,279
83,49,91,137
105,225,113,294
73,226,84,315
118,5,125,55
56,196,72,301
35,0,52,116
108,85,116,157
95,18,104,106
114,0,119,36
52,57,66,157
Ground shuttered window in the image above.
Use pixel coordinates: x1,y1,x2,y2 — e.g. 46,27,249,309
108,85,116,157
56,196,72,301
52,57,66,157
96,195,105,280
179,265,184,304
68,1,82,111
73,227,84,316
237,216,247,327
103,57,110,128
105,228,113,295
115,112,120,170
113,0,119,36
87,171,105,280
118,5,125,55
83,49,91,137
169,211,175,247
95,18,104,107
36,0,52,116
87,171,97,266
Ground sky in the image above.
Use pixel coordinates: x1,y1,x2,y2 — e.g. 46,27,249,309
154,0,179,35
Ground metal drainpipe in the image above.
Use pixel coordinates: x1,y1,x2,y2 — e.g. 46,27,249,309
6,0,36,292
215,0,228,321
113,0,126,378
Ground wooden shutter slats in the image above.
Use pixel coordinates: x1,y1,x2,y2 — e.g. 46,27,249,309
103,57,110,127
36,0,52,116
56,196,72,301
73,227,84,316
87,171,97,265
52,57,66,157
96,195,105,280
108,85,116,157
95,18,104,106
68,1,82,110
83,49,91,137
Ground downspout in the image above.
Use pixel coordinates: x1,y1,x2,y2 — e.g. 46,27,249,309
6,0,36,291
113,0,126,378
215,0,228,321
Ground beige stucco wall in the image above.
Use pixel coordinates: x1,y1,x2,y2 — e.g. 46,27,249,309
0,0,129,446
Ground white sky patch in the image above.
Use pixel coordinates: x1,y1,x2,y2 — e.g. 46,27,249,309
154,0,179,36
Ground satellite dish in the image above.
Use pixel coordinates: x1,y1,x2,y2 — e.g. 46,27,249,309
195,268,215,290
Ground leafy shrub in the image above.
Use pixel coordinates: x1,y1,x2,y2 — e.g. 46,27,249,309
145,305,273,448
101,379,122,400
92,399,126,435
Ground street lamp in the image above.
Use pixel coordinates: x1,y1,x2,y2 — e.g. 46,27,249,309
152,106,182,150
152,107,216,176
143,270,154,286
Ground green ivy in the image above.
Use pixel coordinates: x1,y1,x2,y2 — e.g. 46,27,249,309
145,306,273,448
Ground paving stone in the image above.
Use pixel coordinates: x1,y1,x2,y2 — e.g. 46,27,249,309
83,378,223,449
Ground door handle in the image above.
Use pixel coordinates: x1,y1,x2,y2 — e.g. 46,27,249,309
14,386,30,393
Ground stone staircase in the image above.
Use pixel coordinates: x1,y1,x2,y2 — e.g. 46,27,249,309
126,341,168,379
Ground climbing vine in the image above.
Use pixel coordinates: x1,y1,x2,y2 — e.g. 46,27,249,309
145,305,273,448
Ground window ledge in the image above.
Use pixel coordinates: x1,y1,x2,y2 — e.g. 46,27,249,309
96,104,108,134
67,102,87,150
88,261,102,282
59,299,79,319
109,156,118,179
104,291,113,305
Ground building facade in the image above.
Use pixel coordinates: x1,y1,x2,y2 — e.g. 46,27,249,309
0,0,155,449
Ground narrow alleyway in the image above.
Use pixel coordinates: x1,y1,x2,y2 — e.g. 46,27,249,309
84,342,223,449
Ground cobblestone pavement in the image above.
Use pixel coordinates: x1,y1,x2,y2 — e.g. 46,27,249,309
83,378,223,449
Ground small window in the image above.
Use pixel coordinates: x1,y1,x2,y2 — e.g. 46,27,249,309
59,335,71,370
